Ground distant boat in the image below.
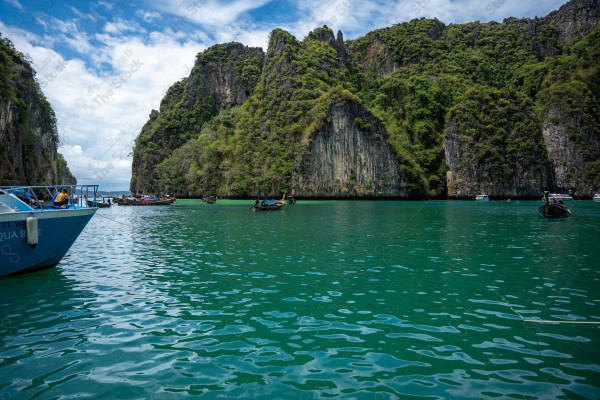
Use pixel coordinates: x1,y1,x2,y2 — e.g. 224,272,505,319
87,195,111,208
593,194,600,202
287,195,296,204
0,185,99,276
252,194,286,211
88,200,110,208
203,195,217,204
475,194,489,201
119,195,175,206
539,191,571,217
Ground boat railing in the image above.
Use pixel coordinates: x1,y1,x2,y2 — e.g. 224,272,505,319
0,184,100,211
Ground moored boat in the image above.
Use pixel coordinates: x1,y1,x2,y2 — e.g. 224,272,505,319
593,193,600,202
475,194,489,201
0,185,99,276
539,191,571,217
87,195,112,208
287,195,296,204
203,195,217,204
252,194,286,211
119,195,175,206
88,200,110,208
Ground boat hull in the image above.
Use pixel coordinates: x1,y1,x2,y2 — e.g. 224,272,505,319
253,204,283,211
88,200,110,208
538,203,571,217
118,199,173,206
0,208,96,276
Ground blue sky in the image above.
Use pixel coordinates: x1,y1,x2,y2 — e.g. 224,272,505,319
1,0,569,191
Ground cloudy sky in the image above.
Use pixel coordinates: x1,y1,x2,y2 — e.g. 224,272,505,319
1,0,568,191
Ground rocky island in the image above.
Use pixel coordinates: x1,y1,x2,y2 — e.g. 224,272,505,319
126,0,598,199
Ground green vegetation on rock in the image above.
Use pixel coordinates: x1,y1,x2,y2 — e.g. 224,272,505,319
131,0,600,198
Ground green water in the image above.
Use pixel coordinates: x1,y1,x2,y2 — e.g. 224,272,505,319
1,200,599,399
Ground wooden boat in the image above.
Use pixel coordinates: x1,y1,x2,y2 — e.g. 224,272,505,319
88,200,110,208
539,191,571,217
252,194,286,211
119,195,175,206
203,195,217,204
87,196,112,208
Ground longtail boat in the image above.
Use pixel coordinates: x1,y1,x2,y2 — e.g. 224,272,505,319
203,195,217,204
539,191,571,217
252,194,286,211
119,195,175,206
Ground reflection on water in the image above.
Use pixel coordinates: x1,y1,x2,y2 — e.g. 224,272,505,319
1,200,599,399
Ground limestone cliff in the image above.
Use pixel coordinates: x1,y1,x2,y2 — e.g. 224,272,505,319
293,98,405,197
443,88,552,198
541,94,600,196
544,0,599,45
0,36,75,186
130,42,264,195
130,0,600,199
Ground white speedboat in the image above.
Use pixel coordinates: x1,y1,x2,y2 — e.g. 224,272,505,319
593,193,600,202
475,194,489,201
0,185,98,276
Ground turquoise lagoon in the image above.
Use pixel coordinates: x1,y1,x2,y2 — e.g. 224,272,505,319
1,200,599,399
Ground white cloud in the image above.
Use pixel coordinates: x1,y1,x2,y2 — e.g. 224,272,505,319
103,18,144,35
158,0,273,28
68,5,99,23
3,0,23,12
3,21,204,190
134,9,162,23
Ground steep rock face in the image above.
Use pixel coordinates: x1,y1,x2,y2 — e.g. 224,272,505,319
130,42,264,194
444,122,551,198
187,42,264,109
443,88,551,198
542,101,600,195
545,0,599,45
353,35,396,76
0,38,75,185
293,99,405,197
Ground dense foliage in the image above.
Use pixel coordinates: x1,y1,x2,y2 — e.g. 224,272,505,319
133,0,600,197
131,42,264,194
0,35,73,185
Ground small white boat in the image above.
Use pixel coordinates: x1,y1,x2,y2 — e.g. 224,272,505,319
593,194,600,202
475,194,489,201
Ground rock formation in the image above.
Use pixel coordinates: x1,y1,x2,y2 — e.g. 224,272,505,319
0,36,75,186
130,42,264,195
130,0,600,198
293,98,405,197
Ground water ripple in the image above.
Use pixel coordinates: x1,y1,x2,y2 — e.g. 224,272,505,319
1,201,599,399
